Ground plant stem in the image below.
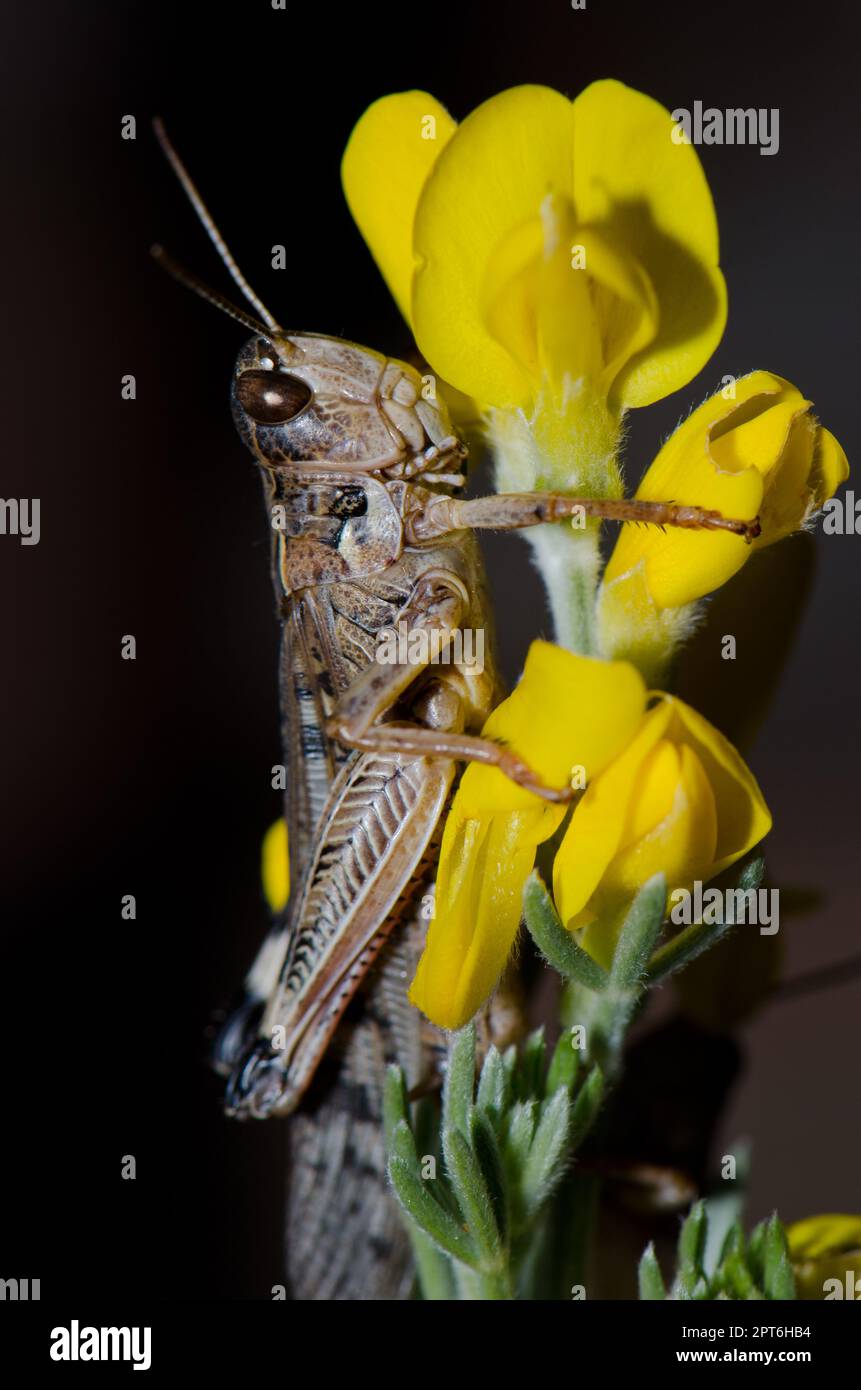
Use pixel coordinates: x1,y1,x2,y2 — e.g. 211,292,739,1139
455,1264,514,1300
523,524,602,654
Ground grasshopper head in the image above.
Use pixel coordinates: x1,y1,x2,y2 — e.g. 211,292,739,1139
231,332,462,478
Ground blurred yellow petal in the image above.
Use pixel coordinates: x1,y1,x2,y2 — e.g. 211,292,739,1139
787,1214,861,1300
341,91,456,324
261,818,289,913
571,79,727,407
409,807,550,1030
787,1215,861,1261
412,85,574,409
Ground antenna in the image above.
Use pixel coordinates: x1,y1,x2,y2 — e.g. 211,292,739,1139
150,245,271,337
153,117,280,331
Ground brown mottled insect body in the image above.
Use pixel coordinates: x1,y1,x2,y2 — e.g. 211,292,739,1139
220,333,501,1121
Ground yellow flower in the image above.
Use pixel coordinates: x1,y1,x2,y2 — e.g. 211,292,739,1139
342,81,726,415
786,1215,861,1300
262,818,289,913
409,643,648,1029
602,372,849,611
552,693,771,967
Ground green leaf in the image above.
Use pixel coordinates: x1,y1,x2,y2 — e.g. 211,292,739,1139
477,1045,507,1118
679,1200,708,1268
515,1027,546,1101
569,1066,604,1151
503,1101,536,1174
383,1064,410,1149
545,1030,580,1096
471,1109,509,1247
672,1200,708,1298
443,1023,475,1139
717,1219,746,1267
610,873,667,990
762,1213,796,1300
389,1152,479,1268
390,1116,420,1172
523,872,608,991
522,1087,571,1218
722,1252,762,1300
746,1218,768,1285
638,1243,667,1300
445,1127,504,1267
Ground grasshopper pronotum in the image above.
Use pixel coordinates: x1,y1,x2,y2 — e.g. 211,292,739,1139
153,121,758,1297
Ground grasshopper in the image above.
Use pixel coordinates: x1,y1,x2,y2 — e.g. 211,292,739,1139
153,121,759,1298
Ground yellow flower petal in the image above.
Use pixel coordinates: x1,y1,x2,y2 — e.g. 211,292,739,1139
552,693,771,962
664,694,772,872
341,91,456,324
458,641,649,816
408,807,550,1030
604,372,789,608
552,700,673,927
412,85,575,409
571,79,727,408
536,199,659,398
810,426,850,510
261,818,289,913
409,645,651,1028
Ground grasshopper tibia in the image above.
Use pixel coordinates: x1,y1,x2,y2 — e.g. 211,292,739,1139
411,492,761,544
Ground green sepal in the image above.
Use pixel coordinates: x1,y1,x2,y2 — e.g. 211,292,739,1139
646,855,765,985
523,872,609,991
610,872,667,990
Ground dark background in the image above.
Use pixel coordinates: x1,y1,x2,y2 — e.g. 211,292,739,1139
2,0,858,1299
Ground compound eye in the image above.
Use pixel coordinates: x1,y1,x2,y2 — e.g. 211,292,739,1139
236,370,312,425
